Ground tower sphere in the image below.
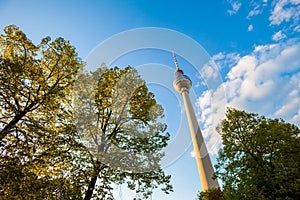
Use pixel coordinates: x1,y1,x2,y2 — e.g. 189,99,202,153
173,74,192,93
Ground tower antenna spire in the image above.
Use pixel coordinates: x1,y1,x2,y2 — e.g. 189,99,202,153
172,50,184,76
172,50,179,71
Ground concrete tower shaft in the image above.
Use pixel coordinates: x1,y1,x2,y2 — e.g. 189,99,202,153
172,52,219,191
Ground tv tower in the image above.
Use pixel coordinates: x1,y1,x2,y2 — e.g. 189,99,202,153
172,51,219,191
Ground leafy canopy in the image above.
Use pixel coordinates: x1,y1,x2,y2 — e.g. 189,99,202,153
74,66,173,199
0,24,84,199
197,187,224,200
215,108,300,200
0,24,173,200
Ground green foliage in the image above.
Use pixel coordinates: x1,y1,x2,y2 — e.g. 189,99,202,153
74,66,173,199
0,24,172,200
197,187,224,200
0,24,84,199
215,108,300,200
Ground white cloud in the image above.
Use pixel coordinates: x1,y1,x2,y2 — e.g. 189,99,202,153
248,24,254,31
210,52,240,70
190,151,195,157
212,52,225,60
242,0,299,36
200,62,219,81
196,39,300,155
194,81,204,88
227,55,256,80
197,90,213,111
232,42,300,104
254,44,278,52
248,9,261,18
274,72,300,121
227,0,242,15
275,91,300,117
272,30,287,41
247,5,263,19
294,25,300,32
291,110,300,124
196,86,226,154
269,0,300,25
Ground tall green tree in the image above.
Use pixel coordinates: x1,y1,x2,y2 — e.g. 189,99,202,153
0,25,84,199
215,108,300,200
73,66,173,200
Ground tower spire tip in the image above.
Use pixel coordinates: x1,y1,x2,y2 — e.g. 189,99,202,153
172,50,183,76
172,50,179,71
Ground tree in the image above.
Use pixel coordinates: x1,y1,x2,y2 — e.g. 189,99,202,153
73,66,173,200
197,187,224,200
0,25,84,199
0,24,173,199
215,108,300,200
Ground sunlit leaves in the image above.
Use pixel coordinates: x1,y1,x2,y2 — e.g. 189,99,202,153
74,66,172,199
0,24,83,199
0,24,82,140
0,24,172,200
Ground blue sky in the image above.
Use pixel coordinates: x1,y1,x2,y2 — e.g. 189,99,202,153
1,0,300,199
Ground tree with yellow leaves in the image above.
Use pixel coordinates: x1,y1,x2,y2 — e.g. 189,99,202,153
0,24,83,199
74,66,172,200
0,25,173,199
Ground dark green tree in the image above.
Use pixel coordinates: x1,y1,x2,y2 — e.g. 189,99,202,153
215,108,300,200
0,24,84,199
197,187,224,200
73,66,173,200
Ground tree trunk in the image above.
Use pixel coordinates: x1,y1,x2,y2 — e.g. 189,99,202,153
84,175,98,200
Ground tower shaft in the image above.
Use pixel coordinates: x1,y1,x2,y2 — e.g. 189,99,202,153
172,51,219,191
181,89,219,190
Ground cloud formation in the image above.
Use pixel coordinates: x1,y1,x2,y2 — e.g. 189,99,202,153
197,39,300,154
202,0,300,157
247,5,263,19
248,24,254,31
272,30,287,41
269,0,300,26
229,0,300,35
227,0,242,15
